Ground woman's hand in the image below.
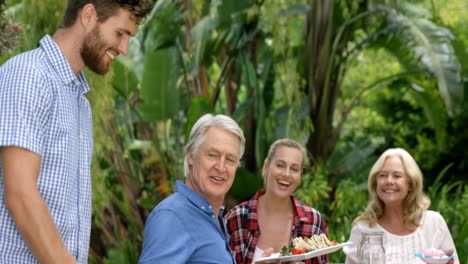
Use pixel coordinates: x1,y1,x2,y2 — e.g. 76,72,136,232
254,248,280,264
253,248,304,264
444,249,455,264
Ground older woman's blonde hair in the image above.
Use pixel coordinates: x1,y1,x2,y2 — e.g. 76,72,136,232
353,148,430,228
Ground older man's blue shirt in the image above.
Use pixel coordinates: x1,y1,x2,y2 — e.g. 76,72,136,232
139,180,236,263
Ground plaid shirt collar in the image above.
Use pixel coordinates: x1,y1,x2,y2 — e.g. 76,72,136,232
246,190,313,232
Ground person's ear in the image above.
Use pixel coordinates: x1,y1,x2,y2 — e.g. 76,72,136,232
262,160,268,177
79,3,98,32
188,151,194,167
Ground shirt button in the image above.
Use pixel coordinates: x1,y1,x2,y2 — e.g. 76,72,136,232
208,205,212,209
80,169,84,175
212,214,215,218
202,206,205,209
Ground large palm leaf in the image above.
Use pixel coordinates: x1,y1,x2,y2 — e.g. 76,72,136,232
305,0,464,162
375,3,463,117
137,0,184,122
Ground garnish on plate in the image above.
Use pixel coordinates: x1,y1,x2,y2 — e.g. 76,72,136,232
280,234,338,256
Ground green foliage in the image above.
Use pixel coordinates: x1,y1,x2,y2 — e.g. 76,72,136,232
427,165,468,262
296,159,368,262
0,0,19,56
374,2,463,117
142,0,183,51
86,55,187,263
86,69,116,223
15,0,64,51
296,168,331,208
140,47,180,122
229,167,263,202
185,96,215,140
112,60,138,97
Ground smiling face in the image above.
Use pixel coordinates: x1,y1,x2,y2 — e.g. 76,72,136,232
81,8,137,75
376,155,410,207
263,146,303,198
186,126,241,205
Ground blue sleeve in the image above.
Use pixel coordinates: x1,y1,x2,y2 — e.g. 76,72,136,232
139,209,195,263
0,63,51,156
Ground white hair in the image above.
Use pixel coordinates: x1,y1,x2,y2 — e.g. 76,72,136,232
183,114,245,178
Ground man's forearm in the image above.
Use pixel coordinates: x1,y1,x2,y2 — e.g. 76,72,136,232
6,188,76,264
2,146,76,264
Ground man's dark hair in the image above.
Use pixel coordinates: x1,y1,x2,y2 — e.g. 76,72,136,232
61,0,153,27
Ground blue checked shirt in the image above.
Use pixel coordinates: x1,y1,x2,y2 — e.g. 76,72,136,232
0,35,93,263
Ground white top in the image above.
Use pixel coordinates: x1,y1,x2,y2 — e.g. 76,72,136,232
344,210,459,264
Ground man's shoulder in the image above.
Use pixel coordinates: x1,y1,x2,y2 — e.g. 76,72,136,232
145,192,202,229
1,48,46,73
152,192,192,214
0,48,52,88
0,48,56,106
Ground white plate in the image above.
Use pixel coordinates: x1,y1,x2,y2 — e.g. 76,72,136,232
414,253,454,264
254,242,353,263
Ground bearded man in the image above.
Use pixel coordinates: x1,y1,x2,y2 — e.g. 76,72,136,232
0,1,152,263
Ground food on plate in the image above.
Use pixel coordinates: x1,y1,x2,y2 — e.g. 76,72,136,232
280,234,338,256
421,248,448,258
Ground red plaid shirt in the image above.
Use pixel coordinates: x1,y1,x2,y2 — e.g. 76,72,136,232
224,190,329,264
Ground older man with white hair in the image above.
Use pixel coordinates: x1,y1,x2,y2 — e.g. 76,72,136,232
139,114,245,263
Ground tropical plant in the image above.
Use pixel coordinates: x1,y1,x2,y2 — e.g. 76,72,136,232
87,62,182,264
134,0,463,184
296,1,463,204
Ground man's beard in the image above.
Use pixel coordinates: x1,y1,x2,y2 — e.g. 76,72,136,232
81,26,111,75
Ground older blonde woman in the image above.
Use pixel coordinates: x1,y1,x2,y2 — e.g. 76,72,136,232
344,148,459,264
225,139,328,264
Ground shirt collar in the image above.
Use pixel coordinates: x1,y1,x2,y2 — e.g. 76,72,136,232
246,190,263,231
175,180,225,216
39,35,90,94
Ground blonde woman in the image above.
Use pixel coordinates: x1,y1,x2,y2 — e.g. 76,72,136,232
344,148,459,264
225,139,328,264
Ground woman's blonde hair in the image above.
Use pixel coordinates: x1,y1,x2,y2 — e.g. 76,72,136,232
262,138,306,185
353,148,430,228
